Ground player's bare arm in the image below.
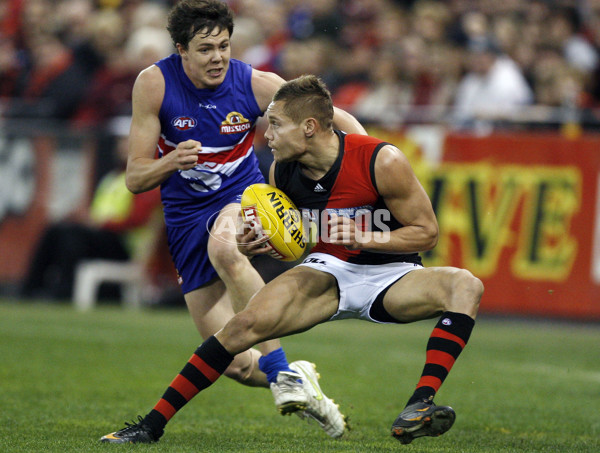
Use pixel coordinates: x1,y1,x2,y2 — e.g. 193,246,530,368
332,106,367,135
126,66,200,194
329,145,438,252
251,69,286,112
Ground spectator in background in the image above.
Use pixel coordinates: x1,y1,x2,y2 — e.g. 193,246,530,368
585,6,600,106
4,0,600,132
0,31,21,99
351,47,406,127
234,0,291,73
0,0,24,99
545,6,598,111
19,116,162,300
547,7,598,76
73,8,173,182
74,11,173,128
412,0,451,45
3,0,93,121
287,0,343,43
71,9,132,128
55,0,102,79
451,37,534,131
5,28,90,120
415,42,461,122
229,16,269,69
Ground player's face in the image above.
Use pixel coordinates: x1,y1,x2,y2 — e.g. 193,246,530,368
178,27,231,89
264,101,306,163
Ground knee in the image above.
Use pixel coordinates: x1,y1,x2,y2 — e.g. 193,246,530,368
207,237,248,275
448,269,484,317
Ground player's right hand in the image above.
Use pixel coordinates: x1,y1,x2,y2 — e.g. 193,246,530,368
236,211,272,257
170,139,202,170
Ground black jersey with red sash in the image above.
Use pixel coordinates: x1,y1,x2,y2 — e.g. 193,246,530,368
274,130,422,265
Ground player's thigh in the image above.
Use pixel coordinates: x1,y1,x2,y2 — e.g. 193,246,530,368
184,278,235,338
208,202,239,248
224,267,339,349
382,266,473,323
207,202,246,266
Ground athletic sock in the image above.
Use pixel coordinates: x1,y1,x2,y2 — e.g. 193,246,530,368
142,335,234,435
258,348,296,384
407,311,475,406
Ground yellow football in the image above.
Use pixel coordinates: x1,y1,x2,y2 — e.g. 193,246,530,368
240,183,307,261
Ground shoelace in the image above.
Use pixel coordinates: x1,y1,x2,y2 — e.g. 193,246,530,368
116,415,146,434
278,372,302,390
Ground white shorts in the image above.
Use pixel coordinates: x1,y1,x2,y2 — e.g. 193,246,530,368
297,252,423,323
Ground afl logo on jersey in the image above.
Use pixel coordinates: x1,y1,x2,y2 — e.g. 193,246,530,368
220,111,252,134
172,116,197,130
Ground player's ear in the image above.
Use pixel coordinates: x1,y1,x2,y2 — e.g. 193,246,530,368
176,43,187,59
304,118,317,138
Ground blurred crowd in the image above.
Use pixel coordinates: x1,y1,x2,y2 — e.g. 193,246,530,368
1,0,600,132
2,0,599,304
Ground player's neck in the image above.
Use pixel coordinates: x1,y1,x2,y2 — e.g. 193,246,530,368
299,132,339,180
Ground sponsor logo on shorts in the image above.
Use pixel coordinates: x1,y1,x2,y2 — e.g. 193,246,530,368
303,257,326,265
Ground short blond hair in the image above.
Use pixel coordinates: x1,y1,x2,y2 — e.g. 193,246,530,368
273,75,333,130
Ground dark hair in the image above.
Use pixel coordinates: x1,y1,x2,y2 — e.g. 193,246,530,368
273,75,334,130
167,0,234,50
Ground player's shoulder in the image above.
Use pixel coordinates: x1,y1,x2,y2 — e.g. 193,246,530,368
132,65,165,109
251,68,285,111
135,64,165,89
344,132,387,147
371,142,412,194
373,142,408,167
250,67,285,85
342,132,407,177
342,132,391,161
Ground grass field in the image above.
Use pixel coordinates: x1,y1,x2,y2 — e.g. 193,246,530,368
1,299,599,453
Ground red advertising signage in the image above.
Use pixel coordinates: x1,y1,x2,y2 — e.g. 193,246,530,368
422,132,600,320
2,129,600,320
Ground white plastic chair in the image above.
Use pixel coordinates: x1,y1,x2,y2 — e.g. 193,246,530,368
73,260,144,310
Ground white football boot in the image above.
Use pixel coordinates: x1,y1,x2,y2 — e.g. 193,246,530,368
270,370,309,415
289,361,347,438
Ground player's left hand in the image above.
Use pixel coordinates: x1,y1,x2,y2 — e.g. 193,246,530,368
328,214,362,250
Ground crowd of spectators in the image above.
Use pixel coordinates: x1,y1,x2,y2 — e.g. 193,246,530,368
1,0,600,133
1,0,599,303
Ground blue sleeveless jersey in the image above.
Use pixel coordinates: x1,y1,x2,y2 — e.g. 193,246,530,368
155,55,265,226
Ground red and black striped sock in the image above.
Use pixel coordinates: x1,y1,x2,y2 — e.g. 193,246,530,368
407,312,475,406
142,336,233,435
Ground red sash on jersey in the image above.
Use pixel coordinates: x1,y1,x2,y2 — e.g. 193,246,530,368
157,128,256,166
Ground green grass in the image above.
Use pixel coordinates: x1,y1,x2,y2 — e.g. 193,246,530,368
0,300,599,452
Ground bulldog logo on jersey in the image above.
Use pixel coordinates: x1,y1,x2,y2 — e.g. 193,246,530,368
172,116,197,130
220,112,252,134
